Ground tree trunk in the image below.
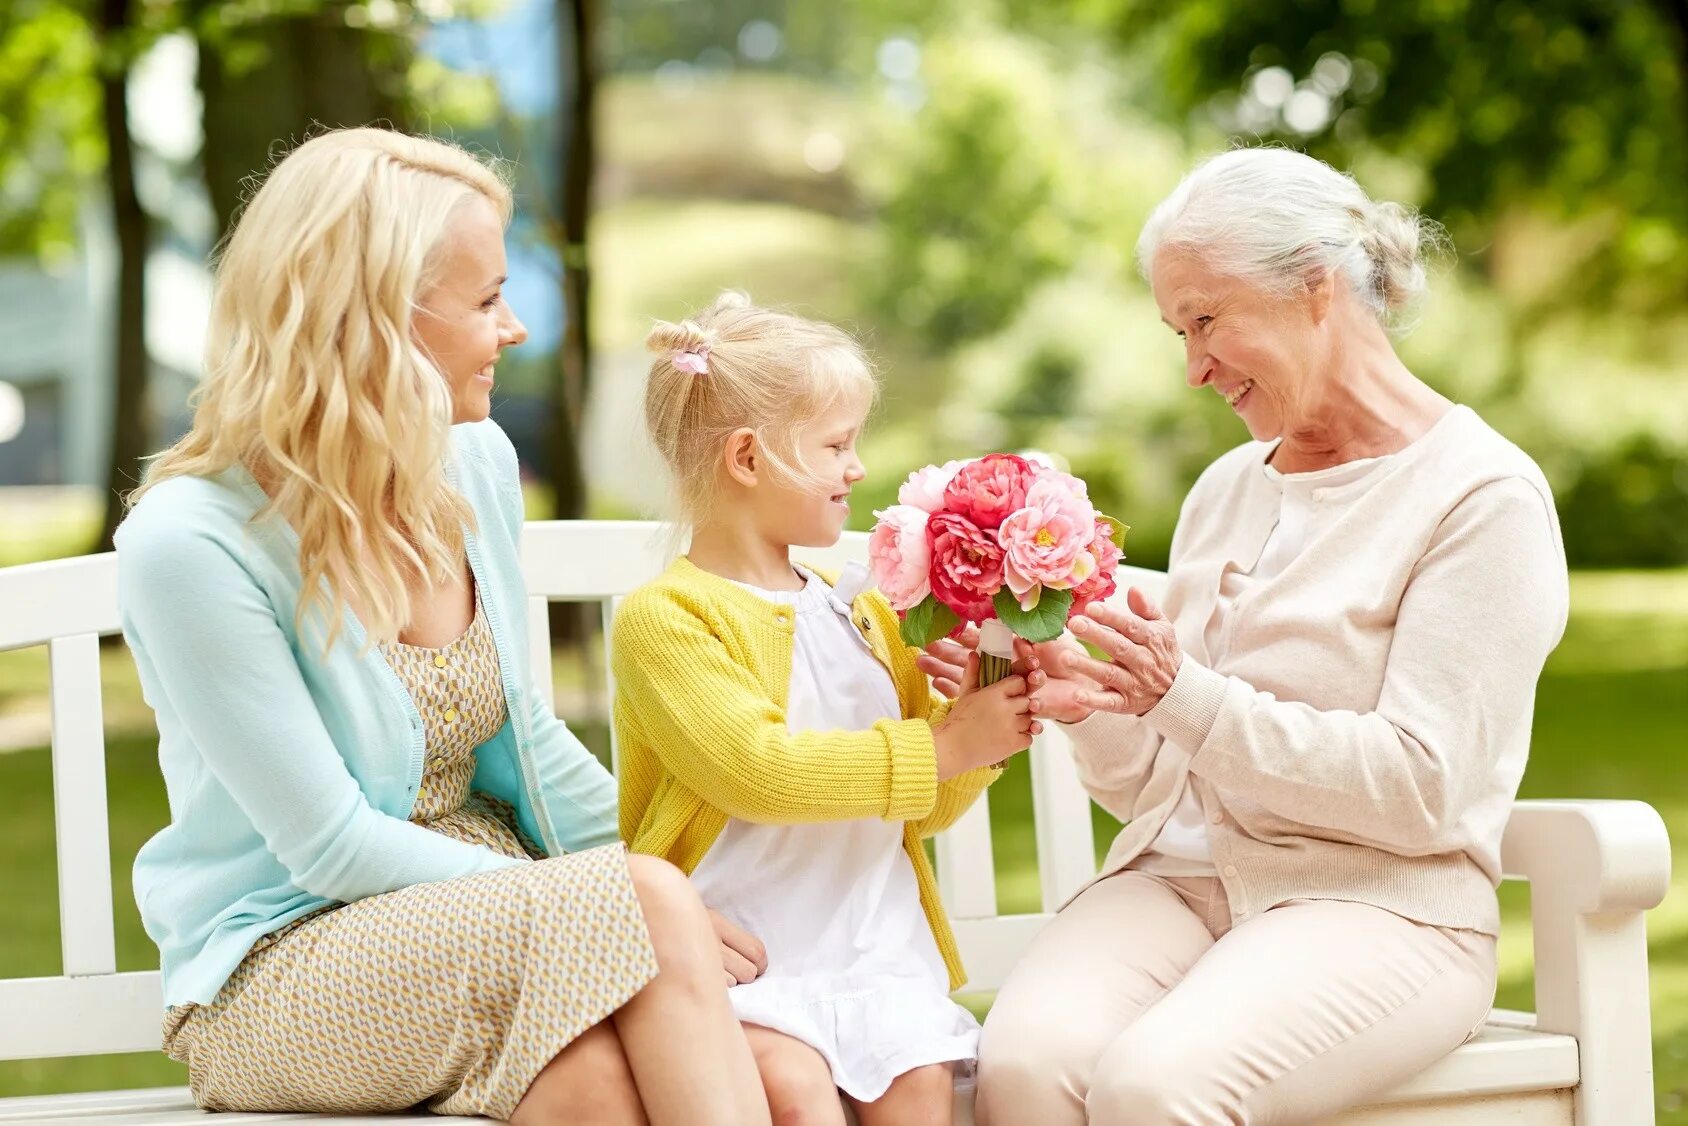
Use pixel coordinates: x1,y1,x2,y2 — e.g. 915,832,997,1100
195,0,412,239
95,0,150,552
1656,0,1688,164
550,0,596,521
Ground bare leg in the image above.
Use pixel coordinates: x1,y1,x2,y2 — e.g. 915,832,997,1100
511,1020,647,1126
848,1063,953,1126
611,855,771,1126
744,1025,847,1126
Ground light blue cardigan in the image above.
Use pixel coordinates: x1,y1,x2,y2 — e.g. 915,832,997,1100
117,421,618,1008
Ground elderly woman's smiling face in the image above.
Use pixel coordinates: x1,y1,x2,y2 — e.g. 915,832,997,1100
1151,248,1333,443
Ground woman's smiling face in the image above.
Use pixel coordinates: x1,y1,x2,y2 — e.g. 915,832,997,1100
1151,247,1331,442
413,194,528,425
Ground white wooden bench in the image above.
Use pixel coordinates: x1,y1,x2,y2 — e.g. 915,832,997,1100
0,521,1670,1124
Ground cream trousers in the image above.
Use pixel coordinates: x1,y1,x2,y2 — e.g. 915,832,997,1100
976,871,1496,1125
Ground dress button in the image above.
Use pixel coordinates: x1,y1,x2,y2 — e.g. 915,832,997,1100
434,653,448,669
1223,864,1239,878
444,707,459,723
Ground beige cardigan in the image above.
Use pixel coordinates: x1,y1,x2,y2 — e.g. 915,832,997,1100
1068,405,1568,935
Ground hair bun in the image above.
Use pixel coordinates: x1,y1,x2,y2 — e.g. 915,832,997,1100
1364,201,1431,313
707,289,751,315
645,318,712,358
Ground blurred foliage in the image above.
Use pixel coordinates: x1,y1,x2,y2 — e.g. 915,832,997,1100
1053,0,1688,315
867,31,1091,347
1559,437,1688,568
0,1,119,259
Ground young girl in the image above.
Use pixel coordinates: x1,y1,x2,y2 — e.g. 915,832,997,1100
612,291,1042,1126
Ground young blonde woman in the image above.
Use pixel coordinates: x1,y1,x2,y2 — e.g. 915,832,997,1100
117,128,771,1125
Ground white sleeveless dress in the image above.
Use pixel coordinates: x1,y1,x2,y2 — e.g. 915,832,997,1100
686,563,979,1101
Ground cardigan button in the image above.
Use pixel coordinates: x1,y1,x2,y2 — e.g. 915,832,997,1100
1223,864,1238,878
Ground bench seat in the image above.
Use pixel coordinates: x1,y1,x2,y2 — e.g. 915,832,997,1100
0,1016,1581,1124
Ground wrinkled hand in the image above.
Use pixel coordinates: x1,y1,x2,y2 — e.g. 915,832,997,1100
918,625,1046,704
708,909,767,988
1058,588,1184,717
1027,634,1111,724
916,624,980,699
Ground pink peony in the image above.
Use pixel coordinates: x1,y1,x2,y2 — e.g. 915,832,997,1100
897,459,967,513
867,505,933,611
942,453,1035,531
998,477,1098,606
927,511,1004,623
1070,518,1124,614
1020,452,1090,499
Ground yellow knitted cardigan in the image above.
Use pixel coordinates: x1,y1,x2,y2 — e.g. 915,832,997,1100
612,556,1002,990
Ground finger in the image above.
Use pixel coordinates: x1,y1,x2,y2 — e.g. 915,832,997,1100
1070,613,1135,656
722,946,759,984
1060,649,1140,693
1082,601,1152,645
991,673,1029,698
924,639,971,664
932,677,960,699
958,622,981,649
1076,687,1133,714
1011,637,1040,670
723,968,736,988
715,917,768,973
960,651,981,694
1031,719,1044,736
1127,586,1165,621
1025,668,1046,693
916,655,967,692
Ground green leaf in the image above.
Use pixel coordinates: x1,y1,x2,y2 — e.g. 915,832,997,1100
992,585,1074,643
1097,512,1131,552
899,594,962,648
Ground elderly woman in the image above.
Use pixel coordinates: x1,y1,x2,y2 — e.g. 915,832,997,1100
924,147,1570,1124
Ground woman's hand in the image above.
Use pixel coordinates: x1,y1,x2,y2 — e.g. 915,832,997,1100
1059,588,1184,717
916,624,979,699
1027,634,1112,724
707,909,767,988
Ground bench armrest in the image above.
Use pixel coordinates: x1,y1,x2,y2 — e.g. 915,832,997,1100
1498,798,1670,1125
1501,798,1671,913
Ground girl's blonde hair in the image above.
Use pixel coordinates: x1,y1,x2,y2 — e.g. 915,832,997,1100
133,127,513,648
644,291,877,526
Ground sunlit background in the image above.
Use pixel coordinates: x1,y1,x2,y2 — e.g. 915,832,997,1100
1,0,1685,1114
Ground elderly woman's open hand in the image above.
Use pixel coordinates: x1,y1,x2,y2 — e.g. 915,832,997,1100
1057,587,1184,718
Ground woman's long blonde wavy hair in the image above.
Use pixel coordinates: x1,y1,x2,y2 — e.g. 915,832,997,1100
132,128,513,649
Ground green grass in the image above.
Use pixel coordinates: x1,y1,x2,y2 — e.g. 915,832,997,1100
1,572,1685,1114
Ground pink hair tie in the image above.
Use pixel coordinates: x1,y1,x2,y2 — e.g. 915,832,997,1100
673,343,710,375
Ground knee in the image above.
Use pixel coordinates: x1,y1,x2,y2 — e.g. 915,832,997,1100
1084,1045,1226,1126
626,855,712,964
975,1004,1096,1116
514,1023,645,1126
758,1054,840,1126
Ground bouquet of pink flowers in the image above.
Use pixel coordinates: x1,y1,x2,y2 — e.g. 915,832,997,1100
868,453,1127,684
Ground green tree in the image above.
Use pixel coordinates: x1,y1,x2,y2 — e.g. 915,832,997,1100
870,30,1090,347
1061,0,1688,309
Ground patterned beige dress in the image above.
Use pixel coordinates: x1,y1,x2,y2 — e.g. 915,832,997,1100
161,594,659,1119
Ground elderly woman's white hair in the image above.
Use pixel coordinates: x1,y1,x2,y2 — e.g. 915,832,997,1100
1136,147,1446,328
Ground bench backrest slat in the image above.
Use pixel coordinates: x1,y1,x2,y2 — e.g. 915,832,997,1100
50,631,118,978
